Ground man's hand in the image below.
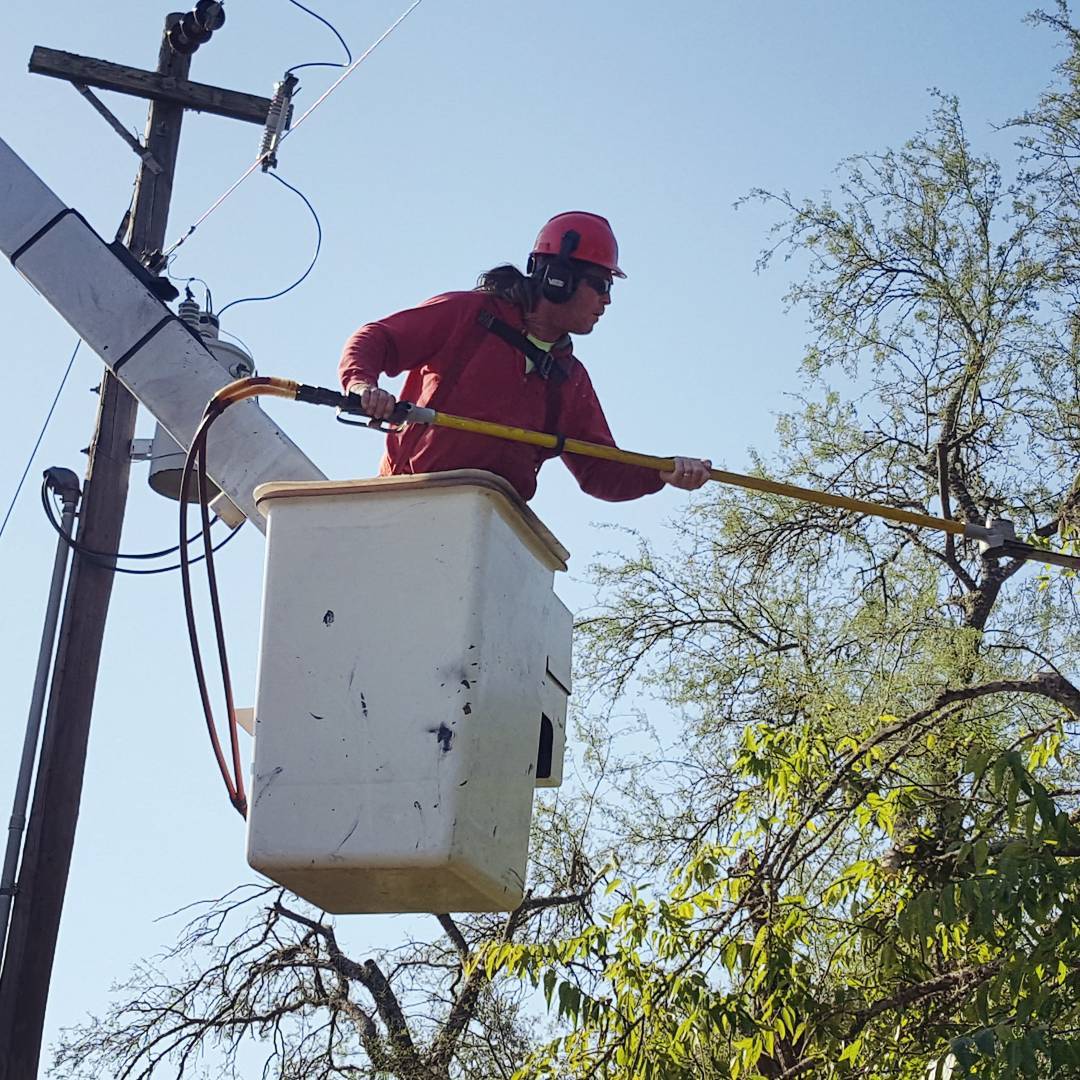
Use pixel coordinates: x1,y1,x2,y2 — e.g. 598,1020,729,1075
348,383,398,420
660,456,712,491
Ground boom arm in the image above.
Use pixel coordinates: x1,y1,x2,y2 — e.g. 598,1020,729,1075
0,136,325,529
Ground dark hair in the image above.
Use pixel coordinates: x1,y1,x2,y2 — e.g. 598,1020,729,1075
475,263,542,310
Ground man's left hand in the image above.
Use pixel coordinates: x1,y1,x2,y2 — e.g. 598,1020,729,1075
660,456,712,491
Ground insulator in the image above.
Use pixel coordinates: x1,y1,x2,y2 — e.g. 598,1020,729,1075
194,0,226,32
181,11,213,47
166,2,224,55
178,295,201,324
259,74,299,172
166,20,198,55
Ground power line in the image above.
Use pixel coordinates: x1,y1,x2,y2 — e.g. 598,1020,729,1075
40,480,245,576
161,0,425,264
217,172,322,315
285,0,352,74
167,274,213,313
0,340,80,546
217,325,255,358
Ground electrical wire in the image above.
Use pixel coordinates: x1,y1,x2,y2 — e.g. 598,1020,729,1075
43,476,219,560
41,479,244,575
80,525,244,576
180,411,245,815
179,377,309,818
284,0,352,74
42,479,217,565
282,0,424,140
217,173,322,316
168,274,213,313
160,0,425,264
217,325,256,360
0,340,80,546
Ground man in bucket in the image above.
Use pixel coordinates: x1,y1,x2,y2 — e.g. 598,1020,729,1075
339,212,710,501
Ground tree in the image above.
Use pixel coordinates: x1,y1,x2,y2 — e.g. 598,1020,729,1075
52,792,604,1079
54,11,1080,1080
479,31,1080,1080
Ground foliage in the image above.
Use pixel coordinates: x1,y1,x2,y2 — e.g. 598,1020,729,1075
52,7,1080,1079
476,15,1080,1080
51,794,602,1080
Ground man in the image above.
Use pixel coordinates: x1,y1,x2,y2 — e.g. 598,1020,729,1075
338,211,711,502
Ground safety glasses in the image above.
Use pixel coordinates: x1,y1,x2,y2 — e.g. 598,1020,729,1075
579,273,613,297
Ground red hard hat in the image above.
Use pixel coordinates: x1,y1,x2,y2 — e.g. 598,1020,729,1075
531,212,626,278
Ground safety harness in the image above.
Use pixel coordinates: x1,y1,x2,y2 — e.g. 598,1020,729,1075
408,307,574,459
476,309,572,457
477,309,570,383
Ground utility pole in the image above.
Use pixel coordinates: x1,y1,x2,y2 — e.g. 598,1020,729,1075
0,11,272,1076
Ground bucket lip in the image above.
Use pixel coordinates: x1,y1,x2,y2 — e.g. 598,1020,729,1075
254,470,569,570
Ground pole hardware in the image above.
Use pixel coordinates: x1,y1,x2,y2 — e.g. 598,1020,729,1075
41,467,81,502
0,468,80,971
0,12,266,1073
129,438,154,462
108,236,179,297
259,73,298,172
166,2,226,56
71,83,163,174
30,47,274,127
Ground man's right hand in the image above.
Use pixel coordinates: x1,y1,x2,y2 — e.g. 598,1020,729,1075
349,384,398,420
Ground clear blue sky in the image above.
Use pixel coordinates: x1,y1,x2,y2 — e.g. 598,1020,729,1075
0,1,1063,1071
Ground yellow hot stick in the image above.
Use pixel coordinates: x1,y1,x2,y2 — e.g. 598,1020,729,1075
201,379,1080,568
425,409,966,537
204,379,966,539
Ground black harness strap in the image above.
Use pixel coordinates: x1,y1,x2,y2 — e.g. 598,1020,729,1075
477,309,571,460
477,309,568,382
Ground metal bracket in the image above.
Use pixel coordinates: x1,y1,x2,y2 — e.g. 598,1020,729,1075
130,437,154,461
72,82,163,174
996,541,1080,571
963,515,1080,571
333,400,434,433
334,410,399,433
963,516,1018,553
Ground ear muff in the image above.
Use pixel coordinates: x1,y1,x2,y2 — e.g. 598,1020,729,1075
533,229,581,304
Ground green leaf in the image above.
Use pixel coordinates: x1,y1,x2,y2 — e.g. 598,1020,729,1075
543,968,557,1008
838,1036,863,1064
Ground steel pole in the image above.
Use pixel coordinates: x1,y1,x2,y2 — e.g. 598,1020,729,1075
0,468,80,964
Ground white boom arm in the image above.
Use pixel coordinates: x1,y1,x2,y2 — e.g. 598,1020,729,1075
0,136,325,529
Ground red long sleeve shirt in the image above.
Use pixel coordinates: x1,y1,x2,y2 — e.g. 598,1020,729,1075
338,290,665,503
